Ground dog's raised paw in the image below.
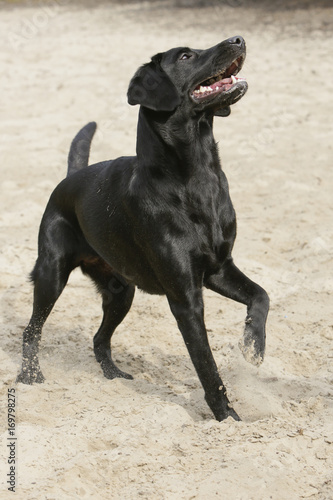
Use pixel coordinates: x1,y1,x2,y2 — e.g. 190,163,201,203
238,333,264,367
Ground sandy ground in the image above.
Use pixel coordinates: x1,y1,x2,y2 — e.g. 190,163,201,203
0,1,333,498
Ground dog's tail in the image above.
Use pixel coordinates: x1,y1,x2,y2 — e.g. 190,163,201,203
67,121,97,177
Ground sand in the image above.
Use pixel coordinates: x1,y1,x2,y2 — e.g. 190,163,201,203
0,1,332,498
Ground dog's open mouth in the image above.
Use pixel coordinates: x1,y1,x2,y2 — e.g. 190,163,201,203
191,56,246,102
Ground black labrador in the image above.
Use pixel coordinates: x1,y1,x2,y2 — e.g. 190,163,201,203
17,36,269,421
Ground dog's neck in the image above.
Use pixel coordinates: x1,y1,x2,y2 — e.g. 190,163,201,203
136,107,221,180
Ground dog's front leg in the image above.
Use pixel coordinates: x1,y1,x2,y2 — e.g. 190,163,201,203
205,260,269,366
168,290,240,422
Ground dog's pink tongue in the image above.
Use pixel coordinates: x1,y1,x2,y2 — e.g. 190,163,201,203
213,77,232,90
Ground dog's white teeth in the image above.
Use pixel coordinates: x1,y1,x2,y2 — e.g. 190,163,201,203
234,59,239,68
195,85,213,93
194,84,215,95
231,75,237,84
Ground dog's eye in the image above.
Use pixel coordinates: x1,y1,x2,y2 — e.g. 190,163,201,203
180,53,192,61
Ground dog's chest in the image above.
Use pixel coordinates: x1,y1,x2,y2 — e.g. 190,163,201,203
166,173,235,262
184,191,228,253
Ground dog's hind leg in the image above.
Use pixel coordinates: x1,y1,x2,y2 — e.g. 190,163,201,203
205,260,269,366
80,258,135,380
17,216,77,384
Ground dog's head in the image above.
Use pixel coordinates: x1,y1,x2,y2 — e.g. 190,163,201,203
127,36,248,117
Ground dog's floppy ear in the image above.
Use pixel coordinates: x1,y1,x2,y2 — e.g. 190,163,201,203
127,54,181,112
214,106,231,117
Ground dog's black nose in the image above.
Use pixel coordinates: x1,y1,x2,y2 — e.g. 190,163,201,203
227,36,244,47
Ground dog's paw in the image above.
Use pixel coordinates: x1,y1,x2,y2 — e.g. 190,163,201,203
227,406,241,422
100,360,133,380
16,367,45,385
239,338,263,366
239,322,265,367
214,405,241,422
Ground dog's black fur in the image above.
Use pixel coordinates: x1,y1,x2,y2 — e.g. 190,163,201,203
17,36,269,421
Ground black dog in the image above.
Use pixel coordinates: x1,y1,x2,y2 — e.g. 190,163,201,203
17,36,269,421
